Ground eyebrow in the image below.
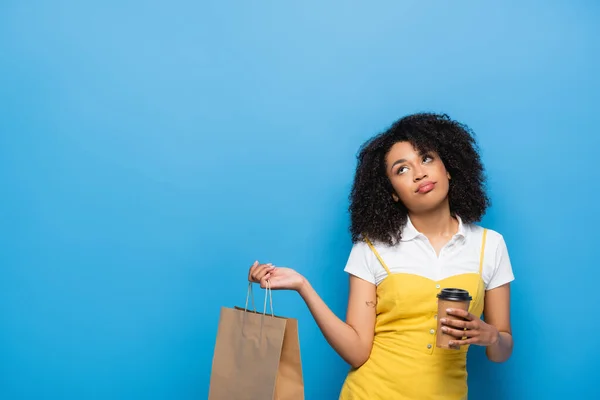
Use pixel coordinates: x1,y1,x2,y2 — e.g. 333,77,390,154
390,159,407,172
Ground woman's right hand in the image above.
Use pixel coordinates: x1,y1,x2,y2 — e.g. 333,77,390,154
248,261,376,368
247,261,305,292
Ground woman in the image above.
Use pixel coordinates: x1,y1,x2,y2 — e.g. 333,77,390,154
248,113,514,399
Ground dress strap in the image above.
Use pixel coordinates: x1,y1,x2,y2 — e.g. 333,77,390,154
364,237,392,276
479,228,488,275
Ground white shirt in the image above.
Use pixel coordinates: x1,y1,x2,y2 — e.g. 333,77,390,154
344,216,515,290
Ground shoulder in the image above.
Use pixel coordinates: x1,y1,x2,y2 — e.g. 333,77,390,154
344,238,393,285
343,240,377,284
466,223,507,250
464,223,511,268
465,223,514,289
348,237,397,255
346,239,372,258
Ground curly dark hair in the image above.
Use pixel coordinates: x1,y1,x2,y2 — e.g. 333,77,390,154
349,112,490,245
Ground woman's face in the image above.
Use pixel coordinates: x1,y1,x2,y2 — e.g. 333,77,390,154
385,141,451,213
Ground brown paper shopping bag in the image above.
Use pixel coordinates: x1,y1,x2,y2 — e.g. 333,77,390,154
208,282,304,400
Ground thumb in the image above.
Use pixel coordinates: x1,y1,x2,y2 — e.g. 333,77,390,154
260,275,271,288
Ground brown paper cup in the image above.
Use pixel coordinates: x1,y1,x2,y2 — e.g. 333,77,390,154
436,288,472,350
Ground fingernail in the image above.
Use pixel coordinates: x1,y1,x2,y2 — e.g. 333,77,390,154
440,318,446,323
446,308,452,313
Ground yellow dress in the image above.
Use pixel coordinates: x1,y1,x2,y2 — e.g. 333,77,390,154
339,229,488,400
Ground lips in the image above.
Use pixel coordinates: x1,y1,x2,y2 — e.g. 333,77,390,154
416,181,436,194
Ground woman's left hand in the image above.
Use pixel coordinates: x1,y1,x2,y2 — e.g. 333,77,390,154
440,308,500,347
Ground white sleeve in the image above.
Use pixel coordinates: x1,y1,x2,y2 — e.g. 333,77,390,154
343,241,377,285
486,235,515,290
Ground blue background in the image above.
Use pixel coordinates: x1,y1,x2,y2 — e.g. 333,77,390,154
1,1,598,399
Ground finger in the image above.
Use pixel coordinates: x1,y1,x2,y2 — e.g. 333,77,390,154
260,274,271,289
250,266,268,281
250,264,274,282
449,337,479,347
260,272,278,288
440,318,471,330
248,261,260,280
442,326,479,339
446,308,474,320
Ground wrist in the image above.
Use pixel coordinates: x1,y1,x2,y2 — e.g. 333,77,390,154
297,276,311,297
489,326,501,346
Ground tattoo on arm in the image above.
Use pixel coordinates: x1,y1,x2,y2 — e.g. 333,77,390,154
365,301,376,308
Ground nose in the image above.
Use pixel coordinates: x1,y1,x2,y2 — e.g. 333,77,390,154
413,165,427,182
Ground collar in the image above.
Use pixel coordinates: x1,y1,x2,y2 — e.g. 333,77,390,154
400,215,466,242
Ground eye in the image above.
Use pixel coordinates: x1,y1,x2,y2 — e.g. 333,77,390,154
396,166,408,175
423,154,434,163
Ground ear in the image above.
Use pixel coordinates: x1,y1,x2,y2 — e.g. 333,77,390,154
392,193,399,202
447,171,451,180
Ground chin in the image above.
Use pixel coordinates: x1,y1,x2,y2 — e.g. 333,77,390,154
410,197,448,213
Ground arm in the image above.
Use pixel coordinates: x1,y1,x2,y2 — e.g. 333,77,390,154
482,283,513,362
248,262,377,368
441,233,514,362
298,275,376,368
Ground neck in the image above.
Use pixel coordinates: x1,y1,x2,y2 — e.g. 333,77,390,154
408,203,458,239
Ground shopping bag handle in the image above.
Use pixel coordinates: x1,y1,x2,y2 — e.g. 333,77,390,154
245,281,274,317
